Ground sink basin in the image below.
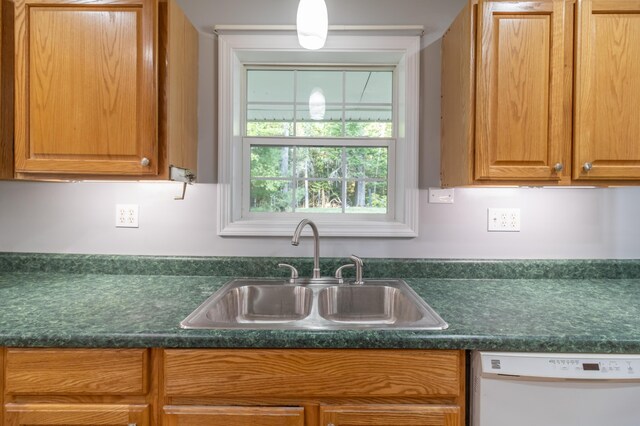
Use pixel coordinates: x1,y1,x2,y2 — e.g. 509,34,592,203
318,285,424,325
185,283,312,327
180,279,448,330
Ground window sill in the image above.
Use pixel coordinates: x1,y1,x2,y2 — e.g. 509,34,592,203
217,217,418,238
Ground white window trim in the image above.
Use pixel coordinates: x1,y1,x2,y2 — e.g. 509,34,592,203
217,32,420,237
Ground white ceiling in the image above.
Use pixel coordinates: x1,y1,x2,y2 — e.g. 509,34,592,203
176,0,467,45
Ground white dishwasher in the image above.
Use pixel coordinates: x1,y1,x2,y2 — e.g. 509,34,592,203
471,351,640,426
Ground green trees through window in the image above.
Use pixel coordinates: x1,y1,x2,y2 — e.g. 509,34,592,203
250,143,388,213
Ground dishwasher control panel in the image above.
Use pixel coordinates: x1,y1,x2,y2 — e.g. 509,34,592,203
479,352,640,379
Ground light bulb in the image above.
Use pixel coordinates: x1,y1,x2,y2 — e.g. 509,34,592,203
296,0,328,50
309,88,326,120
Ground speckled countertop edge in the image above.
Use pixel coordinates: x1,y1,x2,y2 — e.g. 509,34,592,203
1,252,640,279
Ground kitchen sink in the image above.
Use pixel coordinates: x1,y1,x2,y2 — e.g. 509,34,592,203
181,279,448,330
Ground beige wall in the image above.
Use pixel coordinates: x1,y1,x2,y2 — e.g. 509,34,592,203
1,0,639,259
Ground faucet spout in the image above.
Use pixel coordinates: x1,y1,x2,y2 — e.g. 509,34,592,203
291,219,321,279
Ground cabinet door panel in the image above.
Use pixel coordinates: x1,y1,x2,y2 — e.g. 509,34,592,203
320,405,460,426
574,0,640,180
5,348,148,395
164,349,462,399
4,403,149,426
14,0,157,176
475,0,566,180
164,406,305,426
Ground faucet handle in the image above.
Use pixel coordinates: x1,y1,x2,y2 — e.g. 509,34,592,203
349,254,363,266
334,263,355,284
278,263,299,284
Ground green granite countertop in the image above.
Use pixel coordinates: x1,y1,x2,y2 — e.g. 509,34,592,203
1,253,639,353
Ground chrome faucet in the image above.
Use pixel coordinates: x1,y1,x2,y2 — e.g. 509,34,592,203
291,219,321,279
349,255,365,285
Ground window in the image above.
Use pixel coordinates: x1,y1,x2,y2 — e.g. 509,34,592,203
217,31,420,237
246,68,392,215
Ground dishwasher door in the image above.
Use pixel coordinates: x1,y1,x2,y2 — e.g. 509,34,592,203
471,351,640,426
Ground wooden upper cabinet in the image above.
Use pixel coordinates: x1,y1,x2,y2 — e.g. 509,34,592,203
14,0,157,176
475,0,566,181
574,0,640,180
441,0,570,186
12,0,198,180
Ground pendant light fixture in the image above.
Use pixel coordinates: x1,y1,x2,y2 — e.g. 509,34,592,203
296,0,328,50
309,88,326,120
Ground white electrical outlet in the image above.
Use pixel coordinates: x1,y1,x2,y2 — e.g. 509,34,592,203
116,204,139,228
488,208,520,232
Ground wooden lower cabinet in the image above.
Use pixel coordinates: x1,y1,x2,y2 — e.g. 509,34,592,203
4,403,149,426
2,348,465,426
320,405,460,426
4,348,149,395
2,348,156,426
164,406,305,426
163,404,459,426
162,349,466,426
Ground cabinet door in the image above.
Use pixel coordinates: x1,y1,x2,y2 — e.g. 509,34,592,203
0,0,14,180
320,405,460,426
475,0,566,181
574,0,640,180
5,348,148,395
4,403,149,426
14,0,157,176
164,406,305,426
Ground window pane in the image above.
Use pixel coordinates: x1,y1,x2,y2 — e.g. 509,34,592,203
346,181,387,214
246,68,394,139
296,180,343,213
345,71,393,104
295,121,343,137
344,121,392,138
246,121,294,137
344,105,392,123
247,70,294,103
296,104,342,123
251,146,293,178
346,147,388,179
250,180,294,212
297,70,342,104
296,147,343,178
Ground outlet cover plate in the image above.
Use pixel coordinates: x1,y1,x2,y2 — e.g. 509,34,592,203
116,204,139,228
488,208,520,232
428,188,454,204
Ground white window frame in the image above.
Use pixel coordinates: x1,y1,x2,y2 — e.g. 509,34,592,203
217,32,420,237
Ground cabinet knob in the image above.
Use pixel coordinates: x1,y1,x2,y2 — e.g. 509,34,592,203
141,157,150,167
583,162,593,172
328,424,335,426
553,163,564,172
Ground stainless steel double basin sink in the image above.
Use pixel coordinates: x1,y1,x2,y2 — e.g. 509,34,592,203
180,278,448,330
